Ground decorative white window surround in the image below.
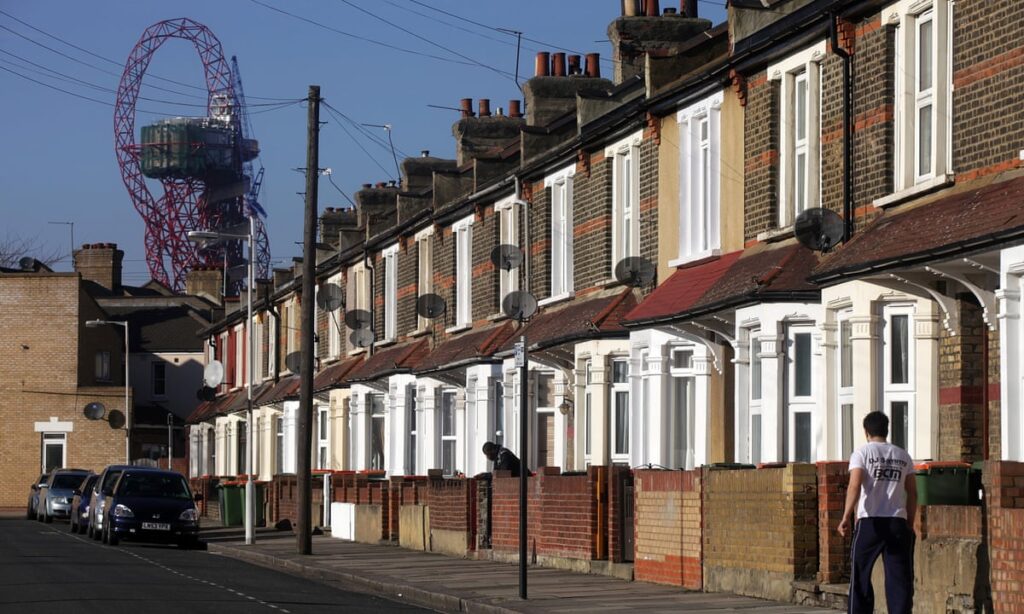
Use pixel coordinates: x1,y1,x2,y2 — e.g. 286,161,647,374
234,324,245,388
382,243,399,343
415,227,434,333
347,264,371,354
544,165,576,301
875,0,953,208
606,131,643,277
327,274,343,359
495,195,520,307
768,41,826,228
672,92,723,267
448,215,474,331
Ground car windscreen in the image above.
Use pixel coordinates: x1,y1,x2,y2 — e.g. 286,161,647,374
101,470,124,493
82,477,98,493
117,473,191,500
51,474,86,490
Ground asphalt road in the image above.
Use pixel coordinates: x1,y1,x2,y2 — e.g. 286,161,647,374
0,518,431,614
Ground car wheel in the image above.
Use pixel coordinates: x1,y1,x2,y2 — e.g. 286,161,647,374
68,519,76,533
106,526,119,546
44,512,52,524
25,505,33,520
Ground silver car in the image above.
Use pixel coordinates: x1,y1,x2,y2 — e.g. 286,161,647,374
38,469,89,523
87,465,131,540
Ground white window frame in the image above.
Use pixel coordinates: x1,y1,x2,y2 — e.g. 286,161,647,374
347,264,370,354
668,345,698,470
748,328,763,464
274,413,285,475
610,358,631,461
41,432,67,472
583,359,593,463
406,385,418,475
95,350,111,382
674,92,722,265
317,406,330,470
769,41,825,227
882,303,916,453
415,227,434,332
544,165,575,302
607,131,643,275
234,324,245,387
495,196,520,308
786,324,817,462
327,274,343,359
268,311,277,377
836,309,856,459
383,244,399,343
882,0,953,203
492,379,505,447
440,389,458,476
452,215,474,330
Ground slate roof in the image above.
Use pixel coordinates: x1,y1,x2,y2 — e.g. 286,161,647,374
257,376,301,406
346,338,430,383
812,174,1024,283
414,322,515,375
312,356,363,393
499,289,636,353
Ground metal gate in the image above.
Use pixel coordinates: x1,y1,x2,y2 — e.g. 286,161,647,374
620,473,635,562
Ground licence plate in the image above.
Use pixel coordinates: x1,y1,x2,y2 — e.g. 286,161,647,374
142,522,171,531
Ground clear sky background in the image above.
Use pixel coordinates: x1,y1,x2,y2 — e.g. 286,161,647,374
0,0,726,285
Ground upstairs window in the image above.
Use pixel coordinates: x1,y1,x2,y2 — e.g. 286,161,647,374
415,228,434,331
95,351,111,382
453,215,474,328
495,196,520,306
346,264,370,352
383,244,398,342
769,42,825,227
607,131,642,275
545,166,575,299
676,92,722,264
152,361,166,397
326,275,342,359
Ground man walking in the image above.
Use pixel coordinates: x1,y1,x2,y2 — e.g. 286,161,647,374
482,441,522,477
838,411,917,614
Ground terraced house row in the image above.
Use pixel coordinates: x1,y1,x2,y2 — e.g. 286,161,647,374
187,0,1024,610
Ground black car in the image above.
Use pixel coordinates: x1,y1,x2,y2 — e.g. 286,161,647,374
69,474,98,534
102,468,201,548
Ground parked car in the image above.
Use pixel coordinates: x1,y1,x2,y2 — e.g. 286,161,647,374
37,469,90,523
69,474,98,534
101,468,201,548
87,465,132,540
25,473,49,520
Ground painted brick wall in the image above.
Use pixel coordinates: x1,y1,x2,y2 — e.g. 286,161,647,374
817,461,851,584
703,464,818,602
742,75,778,242
634,469,703,589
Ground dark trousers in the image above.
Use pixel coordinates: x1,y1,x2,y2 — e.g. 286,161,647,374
848,517,914,614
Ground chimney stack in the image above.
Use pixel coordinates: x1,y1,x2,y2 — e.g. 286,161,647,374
185,265,223,306
585,53,601,78
478,98,491,117
535,51,550,77
681,0,698,17
459,98,474,118
551,52,567,76
73,243,124,292
508,99,522,118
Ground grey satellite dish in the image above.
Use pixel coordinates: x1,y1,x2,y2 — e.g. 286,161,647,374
490,244,524,271
18,256,36,271
344,308,372,330
502,290,538,322
416,293,447,319
108,410,126,430
794,207,844,253
316,282,344,312
83,402,106,420
350,328,375,348
614,256,656,288
204,361,225,388
285,351,302,373
196,386,217,402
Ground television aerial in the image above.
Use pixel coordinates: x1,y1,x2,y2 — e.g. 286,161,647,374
108,410,126,430
344,309,372,330
285,351,302,373
794,207,844,253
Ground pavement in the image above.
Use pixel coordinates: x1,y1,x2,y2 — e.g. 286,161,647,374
206,528,838,614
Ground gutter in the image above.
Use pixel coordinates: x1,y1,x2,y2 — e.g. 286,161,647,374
623,289,821,330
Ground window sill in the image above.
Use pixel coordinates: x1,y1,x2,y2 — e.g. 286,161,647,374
409,328,432,338
445,324,472,334
487,312,509,322
757,226,794,244
873,174,954,209
668,249,721,269
347,349,366,357
538,292,574,307
374,338,396,349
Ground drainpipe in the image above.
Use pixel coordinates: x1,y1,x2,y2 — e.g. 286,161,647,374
515,175,531,291
364,248,376,357
268,301,281,383
830,14,854,243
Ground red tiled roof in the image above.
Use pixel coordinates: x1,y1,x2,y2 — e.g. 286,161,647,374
500,289,636,352
187,390,239,424
624,243,819,326
257,376,301,406
415,322,515,374
813,175,1024,282
347,338,430,383
312,356,363,393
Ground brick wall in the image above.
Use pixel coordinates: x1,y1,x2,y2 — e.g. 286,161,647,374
471,206,500,321
427,476,478,556
396,239,417,338
938,297,986,461
984,460,1024,614
850,16,895,222
703,464,818,603
633,469,703,589
743,74,778,241
573,154,613,291
816,461,850,584
987,327,1000,460
638,135,659,281
528,180,552,300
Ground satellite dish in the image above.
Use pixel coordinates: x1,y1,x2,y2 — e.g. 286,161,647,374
204,361,225,388
344,308,372,330
502,290,538,322
196,386,217,402
416,293,447,319
350,328,375,348
19,256,36,271
316,282,344,312
108,410,126,430
794,207,844,253
614,256,656,288
285,351,302,373
490,244,524,271
83,402,106,421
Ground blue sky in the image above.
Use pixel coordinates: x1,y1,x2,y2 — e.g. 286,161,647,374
0,0,725,284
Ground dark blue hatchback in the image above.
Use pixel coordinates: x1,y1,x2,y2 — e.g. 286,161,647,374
101,468,200,548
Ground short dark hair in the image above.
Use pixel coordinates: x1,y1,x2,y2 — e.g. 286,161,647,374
482,441,498,454
863,411,889,438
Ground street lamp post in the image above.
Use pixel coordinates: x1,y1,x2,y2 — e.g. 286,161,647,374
85,319,130,463
188,217,256,546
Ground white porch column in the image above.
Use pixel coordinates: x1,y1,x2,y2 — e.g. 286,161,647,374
388,379,403,477
645,346,668,467
914,306,941,460
758,333,785,463
469,369,490,476
998,283,1021,460
590,357,610,466
572,363,587,471
553,370,568,470
692,353,713,468
419,384,438,472
349,392,367,471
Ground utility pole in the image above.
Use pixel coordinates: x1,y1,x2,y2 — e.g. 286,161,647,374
297,85,320,555
517,335,528,599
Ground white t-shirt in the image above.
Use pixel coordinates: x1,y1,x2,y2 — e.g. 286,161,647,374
849,441,914,519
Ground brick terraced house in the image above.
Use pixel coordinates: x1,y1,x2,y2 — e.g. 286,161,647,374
187,0,1024,610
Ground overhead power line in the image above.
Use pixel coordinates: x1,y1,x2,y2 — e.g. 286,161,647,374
322,102,397,181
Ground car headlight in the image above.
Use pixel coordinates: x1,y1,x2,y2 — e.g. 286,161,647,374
179,508,198,522
113,504,134,518
55,497,68,505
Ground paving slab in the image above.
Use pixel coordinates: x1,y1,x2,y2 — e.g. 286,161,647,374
207,532,837,613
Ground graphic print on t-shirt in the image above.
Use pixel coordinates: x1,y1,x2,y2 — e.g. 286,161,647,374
849,441,913,519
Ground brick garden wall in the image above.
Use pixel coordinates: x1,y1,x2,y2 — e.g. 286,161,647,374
984,461,1024,612
816,462,851,584
633,469,702,589
426,476,478,556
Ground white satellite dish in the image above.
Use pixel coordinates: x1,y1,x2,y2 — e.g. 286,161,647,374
204,360,225,387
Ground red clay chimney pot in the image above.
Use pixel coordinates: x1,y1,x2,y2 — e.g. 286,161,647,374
551,52,566,77
644,0,660,16
478,98,491,117
585,53,601,78
459,98,474,118
535,51,550,77
508,99,522,118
